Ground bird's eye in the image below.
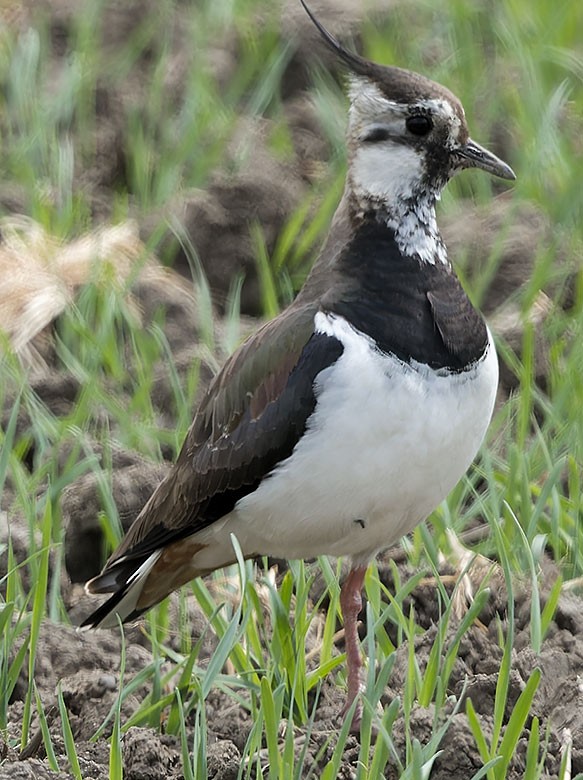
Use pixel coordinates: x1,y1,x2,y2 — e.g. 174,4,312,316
406,115,433,136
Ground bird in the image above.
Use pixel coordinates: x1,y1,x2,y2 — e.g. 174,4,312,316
82,0,515,732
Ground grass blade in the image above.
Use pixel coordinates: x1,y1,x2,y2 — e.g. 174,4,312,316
495,668,541,780
57,685,83,780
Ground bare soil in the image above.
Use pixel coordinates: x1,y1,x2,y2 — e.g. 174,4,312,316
3,538,583,778
1,1,581,778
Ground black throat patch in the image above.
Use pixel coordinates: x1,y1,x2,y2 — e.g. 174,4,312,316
326,218,488,371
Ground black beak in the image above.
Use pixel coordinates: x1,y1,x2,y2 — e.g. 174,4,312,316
455,138,516,180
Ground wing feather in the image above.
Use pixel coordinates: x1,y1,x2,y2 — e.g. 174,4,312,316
88,303,344,588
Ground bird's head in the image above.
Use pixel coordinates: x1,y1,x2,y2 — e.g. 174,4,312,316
301,1,515,216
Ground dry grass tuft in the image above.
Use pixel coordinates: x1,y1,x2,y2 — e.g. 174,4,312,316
0,217,175,363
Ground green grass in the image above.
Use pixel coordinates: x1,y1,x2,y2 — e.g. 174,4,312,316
1,0,582,777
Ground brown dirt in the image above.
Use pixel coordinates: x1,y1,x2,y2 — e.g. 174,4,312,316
1,2,581,779
2,530,583,778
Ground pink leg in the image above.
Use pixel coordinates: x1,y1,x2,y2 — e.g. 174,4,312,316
339,565,367,732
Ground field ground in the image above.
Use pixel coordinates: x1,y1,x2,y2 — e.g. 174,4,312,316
0,0,582,778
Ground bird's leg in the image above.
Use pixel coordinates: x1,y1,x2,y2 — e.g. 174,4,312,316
339,564,367,732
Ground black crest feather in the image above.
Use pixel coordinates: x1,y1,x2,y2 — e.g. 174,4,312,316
299,0,461,107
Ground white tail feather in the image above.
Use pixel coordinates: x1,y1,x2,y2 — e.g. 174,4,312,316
84,550,162,630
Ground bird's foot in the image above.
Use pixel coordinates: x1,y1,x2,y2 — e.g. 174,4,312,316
340,694,363,734
339,565,368,734
339,692,382,736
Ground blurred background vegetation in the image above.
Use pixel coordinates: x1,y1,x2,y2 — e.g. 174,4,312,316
0,0,582,777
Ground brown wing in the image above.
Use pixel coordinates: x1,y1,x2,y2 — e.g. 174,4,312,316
427,279,488,366
88,302,344,589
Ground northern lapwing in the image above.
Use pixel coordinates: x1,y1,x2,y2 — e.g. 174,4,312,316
82,0,515,731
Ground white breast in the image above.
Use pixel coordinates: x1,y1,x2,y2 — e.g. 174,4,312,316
197,311,498,568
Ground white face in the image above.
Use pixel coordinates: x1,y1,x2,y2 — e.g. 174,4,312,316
347,79,464,209
351,139,424,204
